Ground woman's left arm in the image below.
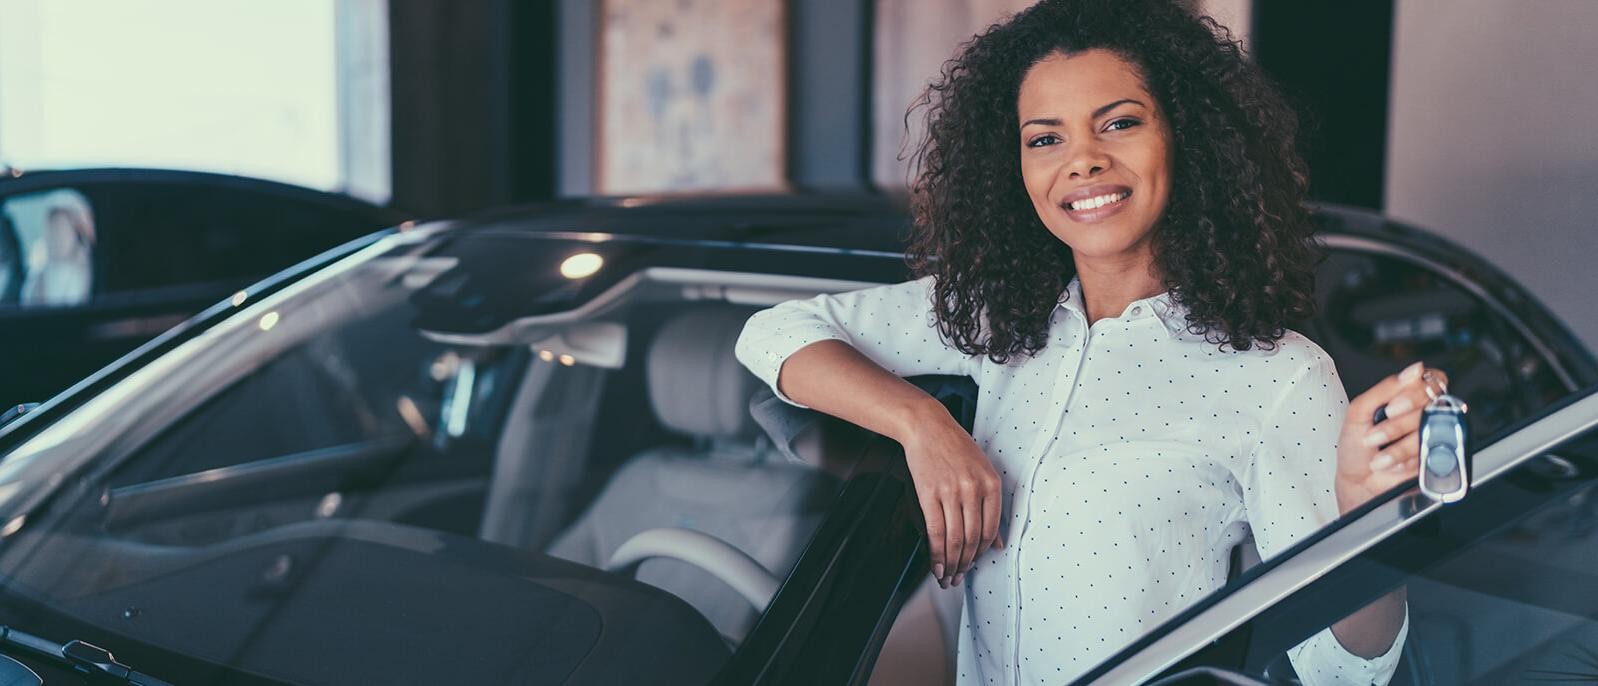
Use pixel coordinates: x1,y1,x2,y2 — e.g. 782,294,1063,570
1324,361,1445,658
1244,349,1440,685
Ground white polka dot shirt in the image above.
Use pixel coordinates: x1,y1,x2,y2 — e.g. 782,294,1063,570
734,275,1407,685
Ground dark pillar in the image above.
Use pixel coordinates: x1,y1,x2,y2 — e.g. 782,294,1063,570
788,0,874,192
389,0,556,216
1251,2,1396,210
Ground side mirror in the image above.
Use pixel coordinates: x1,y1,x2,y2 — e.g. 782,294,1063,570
1,402,39,427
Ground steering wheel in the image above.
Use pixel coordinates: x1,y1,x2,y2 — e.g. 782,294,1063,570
605,528,780,612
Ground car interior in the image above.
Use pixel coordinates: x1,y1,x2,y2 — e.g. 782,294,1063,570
0,253,970,683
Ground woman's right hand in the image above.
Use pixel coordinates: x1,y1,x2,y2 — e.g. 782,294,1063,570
900,407,1005,589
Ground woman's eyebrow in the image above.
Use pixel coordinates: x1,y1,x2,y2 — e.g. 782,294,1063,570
1092,98,1145,118
1020,99,1148,128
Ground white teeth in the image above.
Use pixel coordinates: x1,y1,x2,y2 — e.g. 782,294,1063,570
1069,191,1128,211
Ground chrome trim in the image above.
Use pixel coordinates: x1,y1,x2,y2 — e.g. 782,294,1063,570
1088,389,1598,685
1319,234,1580,390
472,227,906,259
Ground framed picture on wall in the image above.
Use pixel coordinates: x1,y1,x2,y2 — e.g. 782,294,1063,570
596,0,787,196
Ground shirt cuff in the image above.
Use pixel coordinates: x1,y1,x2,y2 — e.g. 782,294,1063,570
733,310,845,410
1290,605,1409,686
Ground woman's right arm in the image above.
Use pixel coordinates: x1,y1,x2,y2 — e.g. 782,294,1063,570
734,276,1004,587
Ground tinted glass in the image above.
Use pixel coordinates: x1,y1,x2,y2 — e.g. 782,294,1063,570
81,180,393,295
0,233,861,685
1303,248,1574,438
1173,415,1598,685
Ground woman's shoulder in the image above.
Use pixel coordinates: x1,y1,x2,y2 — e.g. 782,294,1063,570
1209,328,1337,377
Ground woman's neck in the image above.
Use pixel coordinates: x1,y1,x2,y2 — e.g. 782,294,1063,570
1073,256,1165,326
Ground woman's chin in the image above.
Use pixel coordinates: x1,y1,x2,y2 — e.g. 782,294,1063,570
1050,233,1148,262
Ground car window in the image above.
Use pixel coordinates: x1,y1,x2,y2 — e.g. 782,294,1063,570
1304,246,1574,439
80,179,392,295
101,302,504,493
0,234,865,684
1153,415,1598,686
0,189,97,308
0,177,397,311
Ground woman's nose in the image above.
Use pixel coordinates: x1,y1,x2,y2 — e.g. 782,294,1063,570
1065,142,1110,179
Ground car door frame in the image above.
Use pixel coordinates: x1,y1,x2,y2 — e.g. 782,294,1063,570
1076,386,1598,685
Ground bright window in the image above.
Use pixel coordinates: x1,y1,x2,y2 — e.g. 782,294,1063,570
0,0,389,202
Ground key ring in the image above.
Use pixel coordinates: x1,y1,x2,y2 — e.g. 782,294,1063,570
1422,370,1447,401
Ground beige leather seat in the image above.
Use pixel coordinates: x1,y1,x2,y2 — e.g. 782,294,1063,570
546,306,840,641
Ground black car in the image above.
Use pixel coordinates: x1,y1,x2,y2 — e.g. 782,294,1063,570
0,168,408,407
0,195,1590,685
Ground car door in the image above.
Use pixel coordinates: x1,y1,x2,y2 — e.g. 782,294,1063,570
718,375,979,686
0,168,407,407
1077,386,1598,685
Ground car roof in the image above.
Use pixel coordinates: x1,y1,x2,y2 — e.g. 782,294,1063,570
445,193,916,254
439,192,1597,389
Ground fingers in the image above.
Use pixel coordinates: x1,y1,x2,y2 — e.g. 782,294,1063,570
1365,397,1424,449
920,497,947,587
1348,362,1426,431
924,475,1002,588
982,486,1002,554
1359,366,1448,470
943,499,963,588
1370,425,1421,473
957,499,980,581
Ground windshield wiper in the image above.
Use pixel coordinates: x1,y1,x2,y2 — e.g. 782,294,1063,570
0,625,172,685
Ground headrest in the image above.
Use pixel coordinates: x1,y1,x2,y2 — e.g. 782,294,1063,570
646,306,764,440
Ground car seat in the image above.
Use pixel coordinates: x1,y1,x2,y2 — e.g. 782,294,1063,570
546,305,841,641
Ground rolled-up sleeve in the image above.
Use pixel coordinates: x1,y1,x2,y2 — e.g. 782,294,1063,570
1243,349,1408,686
733,275,977,409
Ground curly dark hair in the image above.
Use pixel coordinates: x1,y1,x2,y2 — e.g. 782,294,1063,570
904,0,1320,362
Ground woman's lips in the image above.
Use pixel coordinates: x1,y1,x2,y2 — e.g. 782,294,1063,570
1061,190,1133,223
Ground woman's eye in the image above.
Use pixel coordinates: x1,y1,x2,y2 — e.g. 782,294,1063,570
1105,118,1142,132
1027,134,1060,148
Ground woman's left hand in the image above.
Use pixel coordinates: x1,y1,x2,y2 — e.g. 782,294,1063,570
1334,362,1450,515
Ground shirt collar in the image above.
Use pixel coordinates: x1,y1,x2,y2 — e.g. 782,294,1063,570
1056,275,1189,338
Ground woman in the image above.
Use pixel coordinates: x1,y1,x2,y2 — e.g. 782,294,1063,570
736,1,1435,683
22,204,95,307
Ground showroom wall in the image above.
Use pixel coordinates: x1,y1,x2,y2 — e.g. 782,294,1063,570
1385,0,1598,350
558,0,1251,197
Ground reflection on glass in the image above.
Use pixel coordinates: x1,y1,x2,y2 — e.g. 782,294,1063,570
1230,428,1598,686
1,189,96,308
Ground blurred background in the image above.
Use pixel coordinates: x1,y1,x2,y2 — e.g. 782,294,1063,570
0,0,1592,347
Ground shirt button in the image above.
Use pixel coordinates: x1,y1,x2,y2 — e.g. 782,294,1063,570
1131,306,1143,316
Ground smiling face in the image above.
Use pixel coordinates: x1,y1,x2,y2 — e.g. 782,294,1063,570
1017,49,1173,266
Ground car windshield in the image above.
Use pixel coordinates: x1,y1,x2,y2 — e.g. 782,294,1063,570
0,227,890,685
